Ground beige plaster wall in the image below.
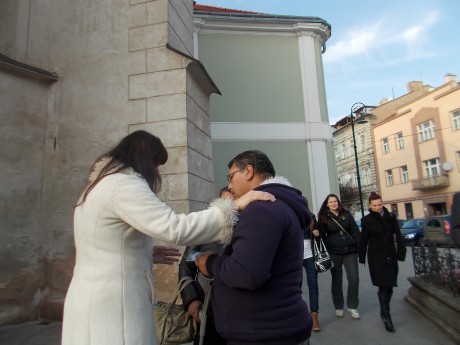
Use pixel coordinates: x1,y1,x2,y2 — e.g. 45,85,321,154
374,81,460,219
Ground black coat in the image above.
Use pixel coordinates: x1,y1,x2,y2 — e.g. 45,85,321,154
359,207,406,287
178,242,224,311
318,211,360,255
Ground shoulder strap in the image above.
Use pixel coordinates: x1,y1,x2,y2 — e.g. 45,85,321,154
331,217,356,244
168,276,195,307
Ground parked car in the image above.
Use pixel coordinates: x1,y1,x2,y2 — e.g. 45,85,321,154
401,218,425,246
423,215,454,247
398,219,407,228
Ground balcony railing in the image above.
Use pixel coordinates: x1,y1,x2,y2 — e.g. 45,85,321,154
411,175,450,190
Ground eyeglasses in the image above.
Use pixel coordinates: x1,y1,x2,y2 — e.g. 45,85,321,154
226,168,244,182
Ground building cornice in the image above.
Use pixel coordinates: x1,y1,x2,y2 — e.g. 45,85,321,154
211,122,332,142
193,14,330,43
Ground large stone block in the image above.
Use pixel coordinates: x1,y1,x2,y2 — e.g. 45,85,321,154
127,99,147,123
129,3,146,28
159,146,188,174
187,121,213,158
129,69,186,99
129,22,168,52
128,50,147,75
147,93,187,122
186,94,211,136
130,119,187,147
406,277,460,344
146,46,187,72
188,173,214,203
188,148,214,181
146,0,168,24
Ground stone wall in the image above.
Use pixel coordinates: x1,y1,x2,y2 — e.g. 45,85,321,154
0,0,216,325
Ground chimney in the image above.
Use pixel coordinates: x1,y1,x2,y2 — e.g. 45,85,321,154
407,81,423,93
444,73,457,83
379,98,390,105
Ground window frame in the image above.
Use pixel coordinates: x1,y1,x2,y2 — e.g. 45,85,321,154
385,169,394,186
382,137,390,154
401,165,409,183
452,109,460,131
396,132,404,150
417,120,435,142
424,158,441,177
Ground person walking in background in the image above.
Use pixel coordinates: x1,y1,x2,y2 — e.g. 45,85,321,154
61,131,274,345
317,194,361,319
302,208,321,332
196,150,312,345
359,192,406,333
178,187,232,345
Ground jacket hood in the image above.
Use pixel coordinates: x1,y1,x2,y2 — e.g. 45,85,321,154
256,176,311,229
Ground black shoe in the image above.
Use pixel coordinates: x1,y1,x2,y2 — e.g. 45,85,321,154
382,315,395,333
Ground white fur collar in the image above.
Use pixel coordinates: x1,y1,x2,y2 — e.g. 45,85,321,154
260,175,292,187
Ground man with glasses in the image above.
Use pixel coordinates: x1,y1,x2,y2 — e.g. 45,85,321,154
196,150,313,345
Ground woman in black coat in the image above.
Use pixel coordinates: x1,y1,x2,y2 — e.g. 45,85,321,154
359,192,406,332
318,194,361,319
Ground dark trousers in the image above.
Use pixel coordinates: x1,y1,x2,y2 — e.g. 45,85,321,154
303,257,319,312
330,253,359,309
194,320,226,345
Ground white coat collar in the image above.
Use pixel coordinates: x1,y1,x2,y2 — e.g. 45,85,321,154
260,175,292,187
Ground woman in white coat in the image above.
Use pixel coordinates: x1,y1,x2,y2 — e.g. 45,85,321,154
61,130,273,345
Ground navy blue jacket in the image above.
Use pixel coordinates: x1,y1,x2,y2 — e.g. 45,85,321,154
206,181,312,345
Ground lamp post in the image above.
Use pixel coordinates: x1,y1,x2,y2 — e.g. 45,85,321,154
350,102,369,219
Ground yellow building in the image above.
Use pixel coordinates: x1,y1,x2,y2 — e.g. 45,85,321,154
373,75,460,219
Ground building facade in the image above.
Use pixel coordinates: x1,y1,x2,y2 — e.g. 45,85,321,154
332,81,433,217
332,111,376,217
194,6,338,212
373,75,460,219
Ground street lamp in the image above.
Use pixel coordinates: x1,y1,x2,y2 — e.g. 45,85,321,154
350,102,369,219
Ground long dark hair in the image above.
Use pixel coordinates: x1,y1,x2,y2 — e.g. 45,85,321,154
77,130,168,205
317,193,345,224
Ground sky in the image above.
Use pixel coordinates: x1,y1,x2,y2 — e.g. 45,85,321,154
196,0,460,124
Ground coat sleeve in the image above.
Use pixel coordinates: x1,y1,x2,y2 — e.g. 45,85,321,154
391,214,406,261
358,218,369,264
178,246,201,310
112,175,236,246
207,203,283,290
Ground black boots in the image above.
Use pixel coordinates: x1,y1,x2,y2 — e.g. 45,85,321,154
378,289,395,333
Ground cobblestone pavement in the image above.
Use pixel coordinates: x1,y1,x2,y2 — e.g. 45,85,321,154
0,248,456,345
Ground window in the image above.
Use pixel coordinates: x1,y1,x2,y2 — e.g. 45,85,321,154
362,168,371,186
417,120,435,142
424,158,440,177
350,172,356,187
452,110,460,131
396,132,404,150
349,138,354,157
382,138,390,154
386,169,394,186
359,134,366,152
391,204,398,217
405,203,413,219
401,165,409,183
340,142,346,159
